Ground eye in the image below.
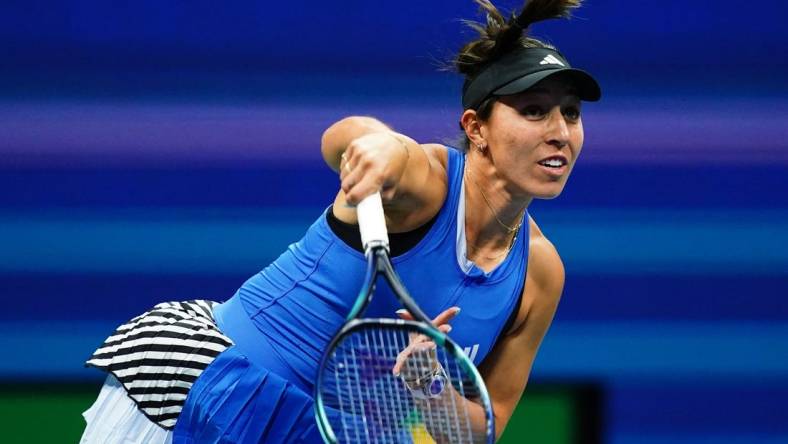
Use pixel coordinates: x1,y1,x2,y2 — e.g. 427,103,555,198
520,105,546,119
562,106,581,122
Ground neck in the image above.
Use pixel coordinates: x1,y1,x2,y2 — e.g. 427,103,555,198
464,152,530,253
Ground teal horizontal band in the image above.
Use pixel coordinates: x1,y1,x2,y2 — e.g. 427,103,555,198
0,207,786,274
0,208,317,274
2,320,786,380
538,208,788,275
535,321,788,381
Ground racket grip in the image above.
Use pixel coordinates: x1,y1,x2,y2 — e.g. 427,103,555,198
357,192,390,253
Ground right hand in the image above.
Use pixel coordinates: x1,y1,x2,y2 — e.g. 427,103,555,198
340,132,409,205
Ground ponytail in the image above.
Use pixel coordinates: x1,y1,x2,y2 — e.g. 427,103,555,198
455,0,582,78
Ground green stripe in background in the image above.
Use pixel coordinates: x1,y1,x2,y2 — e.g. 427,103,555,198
0,384,99,444
0,208,786,275
0,383,593,444
499,385,585,444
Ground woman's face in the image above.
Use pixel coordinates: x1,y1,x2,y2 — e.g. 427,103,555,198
481,75,585,200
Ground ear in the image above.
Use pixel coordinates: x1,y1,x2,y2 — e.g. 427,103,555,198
460,109,487,151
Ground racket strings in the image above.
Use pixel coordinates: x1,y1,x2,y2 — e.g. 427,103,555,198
321,326,481,443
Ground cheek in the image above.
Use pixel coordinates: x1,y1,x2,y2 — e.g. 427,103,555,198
486,112,551,160
498,123,541,152
568,126,584,160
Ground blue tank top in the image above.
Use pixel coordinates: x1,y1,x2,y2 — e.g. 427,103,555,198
228,147,529,392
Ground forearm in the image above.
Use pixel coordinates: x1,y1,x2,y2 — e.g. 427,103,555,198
321,116,392,172
414,383,490,443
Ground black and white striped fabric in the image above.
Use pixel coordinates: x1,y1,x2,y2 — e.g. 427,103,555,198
86,300,233,429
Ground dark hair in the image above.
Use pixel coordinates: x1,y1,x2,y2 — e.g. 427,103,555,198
454,0,582,151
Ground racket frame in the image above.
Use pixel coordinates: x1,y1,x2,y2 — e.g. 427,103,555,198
314,228,495,443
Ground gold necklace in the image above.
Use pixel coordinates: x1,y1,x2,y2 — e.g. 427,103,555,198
464,161,524,261
467,231,518,261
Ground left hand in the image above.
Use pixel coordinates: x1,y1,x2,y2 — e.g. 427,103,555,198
391,306,460,380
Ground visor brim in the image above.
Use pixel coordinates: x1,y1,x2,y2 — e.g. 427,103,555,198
493,68,601,102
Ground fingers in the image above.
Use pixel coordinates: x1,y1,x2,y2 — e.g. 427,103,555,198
396,306,461,326
337,133,409,206
394,306,457,363
391,307,460,377
395,309,414,321
432,306,461,326
392,340,436,376
339,143,370,206
343,171,384,206
339,152,351,178
340,153,381,206
338,148,359,194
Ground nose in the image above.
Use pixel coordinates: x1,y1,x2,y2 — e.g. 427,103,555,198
545,107,569,148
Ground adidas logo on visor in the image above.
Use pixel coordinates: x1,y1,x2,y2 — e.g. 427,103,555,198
539,55,565,67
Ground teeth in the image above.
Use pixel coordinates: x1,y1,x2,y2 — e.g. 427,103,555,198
540,158,565,167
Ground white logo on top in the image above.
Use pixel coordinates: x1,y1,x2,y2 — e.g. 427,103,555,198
539,55,565,67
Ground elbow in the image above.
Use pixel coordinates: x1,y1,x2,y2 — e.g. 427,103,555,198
320,119,349,171
492,404,514,441
320,136,338,173
321,116,391,171
320,116,370,170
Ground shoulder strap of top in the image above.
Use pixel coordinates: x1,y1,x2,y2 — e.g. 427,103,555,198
443,147,465,220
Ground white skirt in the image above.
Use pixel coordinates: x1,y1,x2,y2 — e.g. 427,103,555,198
80,375,173,444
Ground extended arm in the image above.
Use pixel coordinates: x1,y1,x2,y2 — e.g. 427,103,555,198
478,224,565,439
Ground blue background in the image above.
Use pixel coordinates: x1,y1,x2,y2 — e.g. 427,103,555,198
1,1,787,443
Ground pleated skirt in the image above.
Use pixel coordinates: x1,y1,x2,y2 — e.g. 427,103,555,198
81,374,174,444
85,299,321,443
173,345,320,443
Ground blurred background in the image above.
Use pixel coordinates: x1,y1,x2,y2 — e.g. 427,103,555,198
1,0,787,442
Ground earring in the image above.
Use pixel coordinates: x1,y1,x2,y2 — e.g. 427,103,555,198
476,143,486,152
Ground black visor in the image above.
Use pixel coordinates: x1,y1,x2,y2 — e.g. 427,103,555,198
461,47,601,110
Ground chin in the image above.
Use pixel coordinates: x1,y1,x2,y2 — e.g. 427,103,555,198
532,186,564,200
530,184,566,200
534,192,562,201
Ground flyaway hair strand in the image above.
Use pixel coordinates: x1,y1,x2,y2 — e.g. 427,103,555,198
455,0,583,76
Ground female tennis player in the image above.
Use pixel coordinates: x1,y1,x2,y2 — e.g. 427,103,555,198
81,0,600,442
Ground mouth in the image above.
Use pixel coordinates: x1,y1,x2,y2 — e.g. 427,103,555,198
537,155,568,169
537,155,569,177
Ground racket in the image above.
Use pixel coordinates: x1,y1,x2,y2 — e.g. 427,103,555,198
314,193,495,444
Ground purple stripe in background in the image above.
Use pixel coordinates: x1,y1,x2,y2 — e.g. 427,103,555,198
1,97,786,167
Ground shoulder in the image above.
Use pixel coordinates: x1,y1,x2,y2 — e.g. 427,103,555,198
526,216,565,289
391,143,450,229
422,143,450,172
386,143,450,230
508,215,565,334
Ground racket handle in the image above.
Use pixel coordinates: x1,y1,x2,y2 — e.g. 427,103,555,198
357,192,390,254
